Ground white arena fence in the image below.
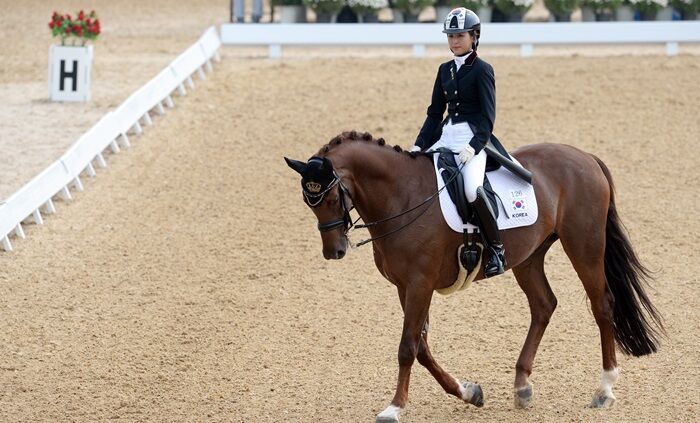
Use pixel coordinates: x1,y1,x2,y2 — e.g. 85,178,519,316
0,26,221,252
220,21,700,58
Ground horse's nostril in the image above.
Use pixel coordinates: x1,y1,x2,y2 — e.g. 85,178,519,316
337,250,346,259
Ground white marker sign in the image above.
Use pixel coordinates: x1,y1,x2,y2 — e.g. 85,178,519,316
49,44,93,102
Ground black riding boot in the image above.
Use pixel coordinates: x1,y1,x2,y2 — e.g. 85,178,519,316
472,186,506,277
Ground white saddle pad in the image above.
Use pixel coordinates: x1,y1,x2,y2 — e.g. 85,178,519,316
433,154,538,233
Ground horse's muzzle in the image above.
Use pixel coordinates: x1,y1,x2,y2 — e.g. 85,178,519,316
323,247,346,260
322,235,348,260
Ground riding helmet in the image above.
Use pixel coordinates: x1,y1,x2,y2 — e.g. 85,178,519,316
442,8,481,49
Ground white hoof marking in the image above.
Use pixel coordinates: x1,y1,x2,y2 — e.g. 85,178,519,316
376,404,402,422
590,367,619,408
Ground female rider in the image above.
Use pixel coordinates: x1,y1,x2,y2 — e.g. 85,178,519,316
410,7,506,277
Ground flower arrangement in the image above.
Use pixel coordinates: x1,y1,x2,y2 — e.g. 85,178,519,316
393,0,434,14
627,0,667,14
670,0,699,13
270,0,304,5
348,0,391,14
303,0,346,13
435,0,489,8
494,0,534,14
48,10,100,45
544,0,581,15
580,0,623,12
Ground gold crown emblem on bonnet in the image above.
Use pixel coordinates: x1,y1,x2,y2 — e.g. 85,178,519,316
305,181,322,193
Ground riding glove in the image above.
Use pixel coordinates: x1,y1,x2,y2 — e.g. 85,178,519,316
410,145,421,152
458,145,475,164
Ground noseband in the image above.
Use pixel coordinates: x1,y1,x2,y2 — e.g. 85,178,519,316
303,171,354,234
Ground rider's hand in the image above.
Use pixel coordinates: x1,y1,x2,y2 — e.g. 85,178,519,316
458,146,475,164
409,145,421,153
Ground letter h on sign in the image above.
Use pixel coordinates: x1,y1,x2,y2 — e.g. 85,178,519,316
49,44,93,102
59,60,78,91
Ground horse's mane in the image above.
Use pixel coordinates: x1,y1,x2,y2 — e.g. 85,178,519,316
315,130,423,160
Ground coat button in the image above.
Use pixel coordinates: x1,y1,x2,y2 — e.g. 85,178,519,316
456,102,460,106
455,112,459,116
454,90,458,94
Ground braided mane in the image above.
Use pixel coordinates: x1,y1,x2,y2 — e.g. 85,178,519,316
316,130,421,159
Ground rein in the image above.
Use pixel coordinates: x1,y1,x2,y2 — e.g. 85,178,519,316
308,152,463,248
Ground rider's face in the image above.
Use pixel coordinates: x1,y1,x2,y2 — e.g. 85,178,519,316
447,32,473,56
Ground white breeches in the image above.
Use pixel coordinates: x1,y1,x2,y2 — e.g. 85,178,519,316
429,121,486,202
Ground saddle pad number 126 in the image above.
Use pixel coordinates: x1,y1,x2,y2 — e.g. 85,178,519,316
433,154,539,233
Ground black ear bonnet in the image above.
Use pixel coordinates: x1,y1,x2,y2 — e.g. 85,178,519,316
301,156,335,197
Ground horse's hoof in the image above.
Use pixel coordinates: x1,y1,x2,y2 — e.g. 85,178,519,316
461,381,484,407
514,383,534,409
589,389,616,408
376,405,402,423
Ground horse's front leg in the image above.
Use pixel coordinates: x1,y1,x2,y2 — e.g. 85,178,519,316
417,316,484,407
376,286,433,423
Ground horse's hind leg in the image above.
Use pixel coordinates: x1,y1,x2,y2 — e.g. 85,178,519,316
559,225,618,408
416,316,484,407
511,240,558,409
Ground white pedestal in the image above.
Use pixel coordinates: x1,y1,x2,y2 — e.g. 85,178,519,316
278,5,307,23
615,5,635,21
49,44,93,102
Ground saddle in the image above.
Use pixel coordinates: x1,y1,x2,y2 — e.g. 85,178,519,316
436,148,500,227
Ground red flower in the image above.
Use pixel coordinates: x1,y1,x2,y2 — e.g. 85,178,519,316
50,9,100,42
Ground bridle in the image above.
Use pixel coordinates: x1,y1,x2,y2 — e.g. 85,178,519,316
303,156,462,248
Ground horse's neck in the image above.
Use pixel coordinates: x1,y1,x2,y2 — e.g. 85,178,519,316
335,145,430,224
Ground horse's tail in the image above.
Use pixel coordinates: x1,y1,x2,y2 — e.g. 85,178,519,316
593,155,664,356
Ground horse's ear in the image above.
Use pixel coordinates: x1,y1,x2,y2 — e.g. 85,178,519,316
284,157,307,175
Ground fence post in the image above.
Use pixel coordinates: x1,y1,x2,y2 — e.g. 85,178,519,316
269,44,282,59
666,42,678,56
1,236,11,252
412,44,426,58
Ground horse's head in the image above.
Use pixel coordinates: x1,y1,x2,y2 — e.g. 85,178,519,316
285,156,353,260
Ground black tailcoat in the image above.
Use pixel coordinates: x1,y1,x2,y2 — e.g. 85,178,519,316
415,51,500,155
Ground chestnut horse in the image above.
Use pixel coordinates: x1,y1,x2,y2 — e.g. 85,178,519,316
284,131,662,422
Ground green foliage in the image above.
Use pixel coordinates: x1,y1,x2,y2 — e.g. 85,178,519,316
545,0,580,13
393,0,434,14
580,0,623,12
435,0,488,8
670,0,700,12
494,0,534,14
303,0,345,13
271,0,304,6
